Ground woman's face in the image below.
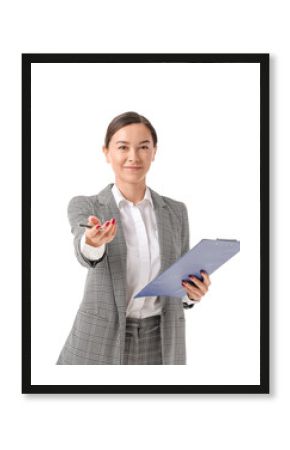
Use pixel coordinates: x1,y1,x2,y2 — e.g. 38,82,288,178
103,123,157,186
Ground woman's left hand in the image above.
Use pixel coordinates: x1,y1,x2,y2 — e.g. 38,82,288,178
181,271,211,302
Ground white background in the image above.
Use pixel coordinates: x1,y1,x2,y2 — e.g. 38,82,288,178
31,62,259,385
1,0,288,449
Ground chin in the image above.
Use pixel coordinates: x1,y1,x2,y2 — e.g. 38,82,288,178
121,175,145,184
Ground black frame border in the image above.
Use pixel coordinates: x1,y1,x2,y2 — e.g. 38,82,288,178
22,53,269,394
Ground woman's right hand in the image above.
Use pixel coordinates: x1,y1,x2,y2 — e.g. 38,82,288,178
84,216,118,248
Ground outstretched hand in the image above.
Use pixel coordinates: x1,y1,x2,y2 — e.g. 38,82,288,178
84,215,118,248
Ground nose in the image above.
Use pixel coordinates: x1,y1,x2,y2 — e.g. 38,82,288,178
127,147,140,162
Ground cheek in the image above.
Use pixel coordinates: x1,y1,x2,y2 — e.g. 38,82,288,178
112,156,126,172
145,154,154,165
109,154,122,165
116,155,125,166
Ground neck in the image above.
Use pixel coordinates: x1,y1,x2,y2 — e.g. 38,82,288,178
115,180,146,204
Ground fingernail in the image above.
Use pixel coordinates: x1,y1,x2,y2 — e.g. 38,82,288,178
105,221,110,227
95,225,101,229
112,218,116,224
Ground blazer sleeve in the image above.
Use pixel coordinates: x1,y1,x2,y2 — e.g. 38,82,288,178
67,195,107,269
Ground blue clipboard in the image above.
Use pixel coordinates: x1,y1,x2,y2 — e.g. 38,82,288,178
134,239,240,299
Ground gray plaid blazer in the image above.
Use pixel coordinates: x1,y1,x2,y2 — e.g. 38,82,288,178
56,183,191,365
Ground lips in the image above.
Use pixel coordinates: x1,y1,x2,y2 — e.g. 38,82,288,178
123,166,142,169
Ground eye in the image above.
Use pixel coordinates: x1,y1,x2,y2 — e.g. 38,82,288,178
140,145,149,149
118,145,127,150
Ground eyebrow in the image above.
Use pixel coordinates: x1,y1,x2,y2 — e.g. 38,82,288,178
116,140,151,144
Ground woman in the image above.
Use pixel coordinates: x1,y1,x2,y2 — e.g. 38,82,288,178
57,111,211,365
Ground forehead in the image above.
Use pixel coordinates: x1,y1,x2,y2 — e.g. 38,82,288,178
111,123,153,144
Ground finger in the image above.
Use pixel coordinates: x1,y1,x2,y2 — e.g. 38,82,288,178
97,220,116,243
184,288,202,301
100,219,114,236
88,220,110,240
105,223,118,243
200,271,211,287
100,217,116,234
86,223,102,240
181,281,203,300
106,220,117,236
188,275,208,294
88,215,101,226
186,287,203,300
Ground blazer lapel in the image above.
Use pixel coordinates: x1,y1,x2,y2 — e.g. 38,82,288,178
95,184,128,311
149,188,176,274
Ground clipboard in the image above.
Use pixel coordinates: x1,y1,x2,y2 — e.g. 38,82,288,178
134,239,240,299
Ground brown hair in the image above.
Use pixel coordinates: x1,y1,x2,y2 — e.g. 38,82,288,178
104,111,158,148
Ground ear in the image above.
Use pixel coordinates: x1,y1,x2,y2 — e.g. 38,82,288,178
151,145,157,162
102,145,110,163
